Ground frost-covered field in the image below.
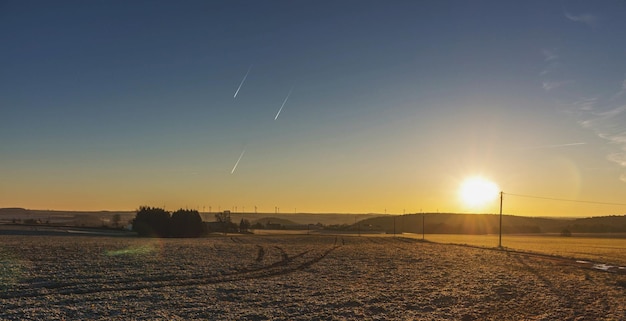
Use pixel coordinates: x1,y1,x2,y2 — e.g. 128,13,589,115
1,234,625,320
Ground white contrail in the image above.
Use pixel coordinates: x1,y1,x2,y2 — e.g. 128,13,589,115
233,65,252,98
275,87,293,120
230,150,245,174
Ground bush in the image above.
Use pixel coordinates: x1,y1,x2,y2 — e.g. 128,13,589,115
132,206,171,237
170,209,205,237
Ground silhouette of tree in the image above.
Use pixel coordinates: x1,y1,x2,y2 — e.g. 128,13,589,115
213,211,237,233
111,214,122,228
132,206,170,237
239,218,251,233
560,228,572,237
215,211,231,224
170,209,205,237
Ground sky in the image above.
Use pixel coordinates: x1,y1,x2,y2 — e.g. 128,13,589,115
2,0,626,216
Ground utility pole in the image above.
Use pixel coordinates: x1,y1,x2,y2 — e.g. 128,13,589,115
498,191,503,248
393,216,396,236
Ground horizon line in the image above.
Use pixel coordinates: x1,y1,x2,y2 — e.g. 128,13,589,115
0,207,622,218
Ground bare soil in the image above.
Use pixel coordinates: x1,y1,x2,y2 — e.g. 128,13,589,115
1,234,624,320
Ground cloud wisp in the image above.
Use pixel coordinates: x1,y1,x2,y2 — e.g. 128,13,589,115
542,49,559,62
609,77,626,101
539,49,572,91
518,142,587,151
542,80,572,91
564,12,597,27
574,95,626,181
540,42,626,182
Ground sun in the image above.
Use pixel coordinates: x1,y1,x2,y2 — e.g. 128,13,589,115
459,176,500,209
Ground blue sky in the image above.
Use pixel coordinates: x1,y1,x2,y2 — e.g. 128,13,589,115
1,1,626,215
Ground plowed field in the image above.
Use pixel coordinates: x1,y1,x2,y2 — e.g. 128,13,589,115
1,235,625,320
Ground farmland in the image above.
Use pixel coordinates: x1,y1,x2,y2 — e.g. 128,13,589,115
1,234,625,320
413,233,626,267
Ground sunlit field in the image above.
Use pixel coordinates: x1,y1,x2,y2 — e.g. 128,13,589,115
410,234,626,266
1,234,625,320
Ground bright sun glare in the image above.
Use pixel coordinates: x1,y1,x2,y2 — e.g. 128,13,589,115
459,176,500,208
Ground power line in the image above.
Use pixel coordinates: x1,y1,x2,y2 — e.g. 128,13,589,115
504,193,626,207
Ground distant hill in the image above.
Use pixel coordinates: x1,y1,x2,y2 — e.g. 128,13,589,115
0,208,135,227
563,215,626,233
208,213,384,226
251,217,300,227
3,208,625,234
0,209,382,227
356,213,626,234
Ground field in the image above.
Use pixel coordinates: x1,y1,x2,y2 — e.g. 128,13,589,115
1,234,625,320
411,233,626,267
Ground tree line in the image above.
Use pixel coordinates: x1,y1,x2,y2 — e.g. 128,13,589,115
131,206,252,237
132,206,205,237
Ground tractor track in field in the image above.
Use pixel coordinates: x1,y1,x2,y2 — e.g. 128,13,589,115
0,245,340,301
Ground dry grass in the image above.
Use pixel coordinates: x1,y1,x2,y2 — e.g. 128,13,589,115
1,234,625,320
